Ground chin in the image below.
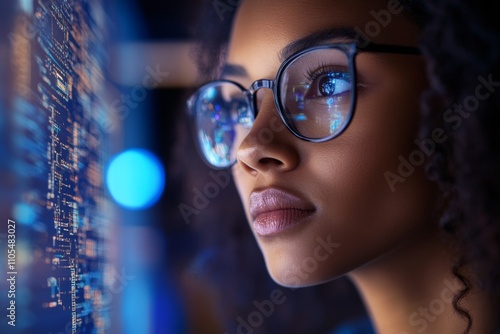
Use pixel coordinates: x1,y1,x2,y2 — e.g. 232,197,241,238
260,240,347,288
268,264,343,288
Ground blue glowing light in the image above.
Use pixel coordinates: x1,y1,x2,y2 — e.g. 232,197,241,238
20,0,33,14
294,113,308,121
13,202,37,225
123,279,152,334
203,87,217,100
106,149,165,210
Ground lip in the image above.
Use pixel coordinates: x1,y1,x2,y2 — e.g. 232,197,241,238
249,188,315,236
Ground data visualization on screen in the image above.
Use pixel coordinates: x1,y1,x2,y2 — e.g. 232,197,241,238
1,1,113,333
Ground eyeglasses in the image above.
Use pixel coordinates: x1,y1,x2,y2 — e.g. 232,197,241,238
187,42,420,168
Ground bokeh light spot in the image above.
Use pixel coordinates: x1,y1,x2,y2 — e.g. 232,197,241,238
106,149,165,209
13,202,37,225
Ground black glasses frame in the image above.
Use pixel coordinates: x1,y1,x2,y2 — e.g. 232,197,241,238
187,42,420,167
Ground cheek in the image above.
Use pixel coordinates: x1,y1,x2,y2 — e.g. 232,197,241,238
230,61,438,287
298,64,437,274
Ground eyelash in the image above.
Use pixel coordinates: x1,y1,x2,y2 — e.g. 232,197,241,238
304,63,350,83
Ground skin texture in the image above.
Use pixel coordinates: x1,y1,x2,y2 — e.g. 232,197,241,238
224,0,496,332
228,0,433,286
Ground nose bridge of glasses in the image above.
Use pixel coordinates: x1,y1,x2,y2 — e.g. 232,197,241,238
248,79,275,114
250,79,274,92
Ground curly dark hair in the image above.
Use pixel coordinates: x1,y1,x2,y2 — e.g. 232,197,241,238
183,0,500,332
418,0,500,332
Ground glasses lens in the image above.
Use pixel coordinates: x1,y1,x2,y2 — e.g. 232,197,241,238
280,48,354,140
191,82,253,168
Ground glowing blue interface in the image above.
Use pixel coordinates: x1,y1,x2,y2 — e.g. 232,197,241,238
1,0,112,333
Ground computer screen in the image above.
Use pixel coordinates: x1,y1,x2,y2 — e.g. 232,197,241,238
1,1,114,333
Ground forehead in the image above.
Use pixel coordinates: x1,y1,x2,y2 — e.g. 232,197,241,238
227,0,420,77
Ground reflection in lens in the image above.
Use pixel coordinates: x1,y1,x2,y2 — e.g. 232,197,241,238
199,130,231,167
280,47,353,140
194,82,253,167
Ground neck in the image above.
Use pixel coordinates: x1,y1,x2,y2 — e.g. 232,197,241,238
348,226,496,334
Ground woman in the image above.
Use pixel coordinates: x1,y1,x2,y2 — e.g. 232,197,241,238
186,0,500,332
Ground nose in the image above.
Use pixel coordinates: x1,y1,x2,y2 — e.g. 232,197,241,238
236,90,300,175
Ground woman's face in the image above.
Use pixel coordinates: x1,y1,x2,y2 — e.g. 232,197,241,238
226,0,437,287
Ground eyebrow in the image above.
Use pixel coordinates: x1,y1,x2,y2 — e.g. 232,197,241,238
279,27,358,61
221,27,358,78
221,64,248,77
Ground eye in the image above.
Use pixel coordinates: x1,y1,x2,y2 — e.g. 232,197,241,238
304,68,352,100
